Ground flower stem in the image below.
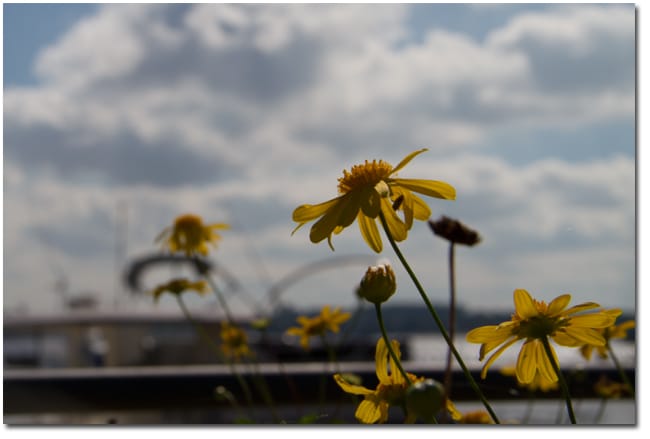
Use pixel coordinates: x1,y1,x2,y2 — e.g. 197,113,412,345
174,295,255,414
541,336,577,424
378,212,500,424
374,303,412,386
607,342,635,397
444,242,456,400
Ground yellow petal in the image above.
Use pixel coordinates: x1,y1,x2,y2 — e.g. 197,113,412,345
547,294,571,316
391,178,456,200
360,186,381,218
563,326,607,346
375,338,390,384
390,148,428,175
292,197,341,222
309,196,351,244
536,340,559,383
355,398,383,424
333,374,373,396
552,331,584,347
380,197,407,242
388,340,404,385
570,313,619,328
480,336,520,379
357,212,382,253
516,340,537,384
561,302,600,316
514,289,539,319
467,325,512,344
410,192,431,220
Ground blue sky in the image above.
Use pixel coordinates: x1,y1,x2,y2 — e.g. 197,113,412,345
2,3,637,318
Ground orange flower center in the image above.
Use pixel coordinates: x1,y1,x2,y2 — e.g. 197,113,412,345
337,160,393,194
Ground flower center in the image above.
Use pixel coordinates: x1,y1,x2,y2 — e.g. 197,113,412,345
337,160,393,194
518,315,567,339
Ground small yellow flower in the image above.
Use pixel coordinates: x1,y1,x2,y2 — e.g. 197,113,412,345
285,306,351,350
454,410,495,424
580,318,635,361
466,289,621,384
156,213,229,256
593,375,631,399
333,337,427,424
292,149,455,253
149,278,208,302
500,365,559,392
220,322,251,360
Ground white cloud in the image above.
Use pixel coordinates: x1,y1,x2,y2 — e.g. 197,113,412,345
3,4,635,315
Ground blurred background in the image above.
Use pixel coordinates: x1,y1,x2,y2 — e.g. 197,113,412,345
3,3,637,424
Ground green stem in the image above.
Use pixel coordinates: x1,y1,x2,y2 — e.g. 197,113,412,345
607,342,635,397
444,242,456,400
593,397,608,424
203,273,236,324
541,336,577,424
374,303,412,386
378,212,499,424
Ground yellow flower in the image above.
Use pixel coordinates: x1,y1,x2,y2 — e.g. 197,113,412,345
593,375,631,399
220,322,251,360
454,410,495,424
149,278,208,302
500,365,559,392
333,337,427,424
292,149,455,253
285,305,351,350
580,318,635,361
466,289,621,384
156,213,229,256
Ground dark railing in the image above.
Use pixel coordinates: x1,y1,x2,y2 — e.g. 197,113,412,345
4,363,635,415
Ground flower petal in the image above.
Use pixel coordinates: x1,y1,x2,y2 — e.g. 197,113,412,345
333,373,373,396
410,192,431,220
375,338,390,384
480,336,520,379
292,197,341,222
357,212,382,253
380,197,408,241
309,196,352,244
536,340,558,383
355,398,383,424
516,340,538,384
388,340,404,385
561,302,601,316
514,289,539,319
391,178,456,200
360,186,381,218
563,326,607,346
390,148,428,175
547,294,571,316
570,312,619,328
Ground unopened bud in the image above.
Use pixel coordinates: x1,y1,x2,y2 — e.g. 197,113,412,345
358,263,396,304
406,379,445,421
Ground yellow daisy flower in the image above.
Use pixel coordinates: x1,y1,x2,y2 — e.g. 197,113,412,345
333,337,427,424
580,318,635,361
292,149,455,253
149,278,208,302
220,322,251,360
156,213,229,256
466,289,621,384
285,305,351,350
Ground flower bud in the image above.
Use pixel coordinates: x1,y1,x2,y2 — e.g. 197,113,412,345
405,379,445,421
358,263,396,304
